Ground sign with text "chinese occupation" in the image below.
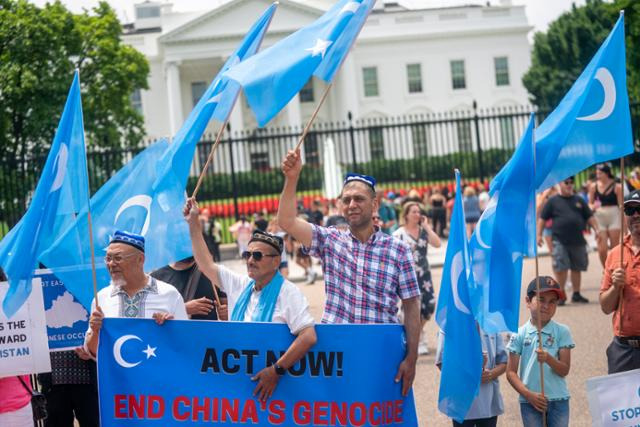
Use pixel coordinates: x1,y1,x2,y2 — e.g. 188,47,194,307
98,318,418,426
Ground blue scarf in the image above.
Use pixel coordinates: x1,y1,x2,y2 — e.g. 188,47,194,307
231,271,284,322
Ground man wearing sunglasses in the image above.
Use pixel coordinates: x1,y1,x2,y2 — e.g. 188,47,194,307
277,149,421,397
537,176,599,305
184,198,317,401
600,189,640,373
85,231,189,357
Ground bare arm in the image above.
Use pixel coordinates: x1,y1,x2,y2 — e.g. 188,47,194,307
277,149,313,247
600,268,625,314
536,218,545,246
506,352,548,412
421,217,441,248
395,296,420,396
252,326,317,401
588,182,596,207
184,198,221,285
537,347,570,377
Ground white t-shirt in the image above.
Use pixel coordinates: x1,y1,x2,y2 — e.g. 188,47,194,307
88,276,188,322
217,265,314,335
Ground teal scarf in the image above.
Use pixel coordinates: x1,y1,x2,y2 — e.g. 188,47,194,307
231,271,284,322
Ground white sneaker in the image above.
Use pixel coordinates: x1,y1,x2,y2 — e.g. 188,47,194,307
418,342,429,355
305,271,317,285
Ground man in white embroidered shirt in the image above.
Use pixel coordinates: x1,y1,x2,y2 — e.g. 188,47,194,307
85,230,188,357
184,198,317,401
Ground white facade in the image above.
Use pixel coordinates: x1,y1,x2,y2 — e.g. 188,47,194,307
123,0,533,143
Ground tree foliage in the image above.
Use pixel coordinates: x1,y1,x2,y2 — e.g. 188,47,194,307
0,0,149,166
523,0,640,110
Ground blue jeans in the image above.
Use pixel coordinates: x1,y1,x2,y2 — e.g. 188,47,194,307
520,400,569,427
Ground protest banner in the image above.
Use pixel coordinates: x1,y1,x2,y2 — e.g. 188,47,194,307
587,368,640,426
98,318,418,426
36,268,89,351
0,278,51,376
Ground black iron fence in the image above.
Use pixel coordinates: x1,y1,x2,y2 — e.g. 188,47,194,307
3,103,640,243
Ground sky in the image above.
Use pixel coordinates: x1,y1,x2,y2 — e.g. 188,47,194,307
29,0,587,36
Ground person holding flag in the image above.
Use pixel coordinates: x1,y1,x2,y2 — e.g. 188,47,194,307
184,198,317,402
277,149,421,396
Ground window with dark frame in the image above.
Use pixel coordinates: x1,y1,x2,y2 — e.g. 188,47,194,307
450,60,466,90
407,63,423,93
494,57,510,86
456,121,473,152
411,124,429,157
363,67,379,97
300,79,315,103
369,127,384,159
191,81,207,107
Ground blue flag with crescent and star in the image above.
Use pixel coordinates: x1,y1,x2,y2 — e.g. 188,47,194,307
225,0,375,127
469,114,536,334
0,70,89,318
491,13,632,192
435,170,482,422
40,140,191,310
153,3,277,210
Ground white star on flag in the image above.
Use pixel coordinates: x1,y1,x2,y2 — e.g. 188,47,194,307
305,39,333,59
142,344,157,359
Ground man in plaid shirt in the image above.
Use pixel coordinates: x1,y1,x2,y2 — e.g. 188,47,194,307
277,148,421,396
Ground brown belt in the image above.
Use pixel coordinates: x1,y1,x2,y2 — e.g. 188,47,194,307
616,336,640,348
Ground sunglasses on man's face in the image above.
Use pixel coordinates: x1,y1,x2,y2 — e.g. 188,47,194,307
563,180,574,185
624,205,640,216
241,251,279,261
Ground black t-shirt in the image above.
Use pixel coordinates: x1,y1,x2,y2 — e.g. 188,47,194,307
151,264,225,320
540,194,593,246
310,210,324,226
254,218,268,232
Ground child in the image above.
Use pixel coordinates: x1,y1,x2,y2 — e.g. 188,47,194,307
506,276,574,427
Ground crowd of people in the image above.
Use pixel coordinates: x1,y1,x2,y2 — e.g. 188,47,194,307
2,156,640,427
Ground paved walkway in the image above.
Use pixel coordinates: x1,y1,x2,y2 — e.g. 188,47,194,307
219,233,606,426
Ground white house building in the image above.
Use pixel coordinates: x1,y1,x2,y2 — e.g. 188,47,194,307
123,0,532,173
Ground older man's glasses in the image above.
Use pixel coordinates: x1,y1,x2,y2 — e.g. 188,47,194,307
104,253,138,264
241,251,279,261
624,206,640,216
563,179,574,185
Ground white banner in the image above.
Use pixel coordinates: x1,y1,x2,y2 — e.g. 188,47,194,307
0,279,51,376
587,368,640,426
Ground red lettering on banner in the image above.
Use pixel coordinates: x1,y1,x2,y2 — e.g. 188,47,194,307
147,396,165,419
293,401,311,425
240,399,258,423
129,395,145,419
330,402,348,425
384,401,393,424
313,401,329,426
114,395,126,419
349,402,366,427
221,398,239,422
267,400,286,425
394,400,403,423
192,397,210,422
369,402,381,426
172,396,190,421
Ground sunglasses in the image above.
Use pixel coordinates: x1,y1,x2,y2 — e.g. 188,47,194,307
241,251,279,261
563,179,574,185
624,205,640,216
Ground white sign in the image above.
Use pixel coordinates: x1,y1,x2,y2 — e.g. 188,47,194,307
587,368,640,427
0,279,51,376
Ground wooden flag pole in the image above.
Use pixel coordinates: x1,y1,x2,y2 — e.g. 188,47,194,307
191,121,229,200
618,156,625,334
294,83,333,151
532,123,547,427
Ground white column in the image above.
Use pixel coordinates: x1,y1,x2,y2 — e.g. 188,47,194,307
165,61,183,136
336,56,360,120
229,104,247,172
285,94,302,128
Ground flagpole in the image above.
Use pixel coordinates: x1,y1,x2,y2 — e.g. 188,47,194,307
191,120,229,200
294,83,333,151
531,121,547,427
618,156,625,334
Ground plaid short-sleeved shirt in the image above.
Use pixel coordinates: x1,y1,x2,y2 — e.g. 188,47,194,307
305,224,420,324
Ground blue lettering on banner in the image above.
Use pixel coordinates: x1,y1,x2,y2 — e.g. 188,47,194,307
98,318,418,426
35,270,88,350
611,407,640,422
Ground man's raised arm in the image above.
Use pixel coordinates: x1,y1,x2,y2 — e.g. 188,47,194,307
277,148,313,247
184,198,221,285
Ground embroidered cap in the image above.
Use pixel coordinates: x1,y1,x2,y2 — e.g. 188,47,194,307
109,230,145,253
624,189,640,206
343,173,376,189
249,230,284,254
526,276,565,300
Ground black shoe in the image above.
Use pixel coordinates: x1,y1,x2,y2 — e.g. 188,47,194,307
558,298,566,306
571,292,589,303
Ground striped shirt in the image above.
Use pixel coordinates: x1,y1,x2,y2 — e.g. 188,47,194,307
305,224,420,324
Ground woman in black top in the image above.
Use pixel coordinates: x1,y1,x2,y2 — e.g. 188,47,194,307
588,163,623,267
